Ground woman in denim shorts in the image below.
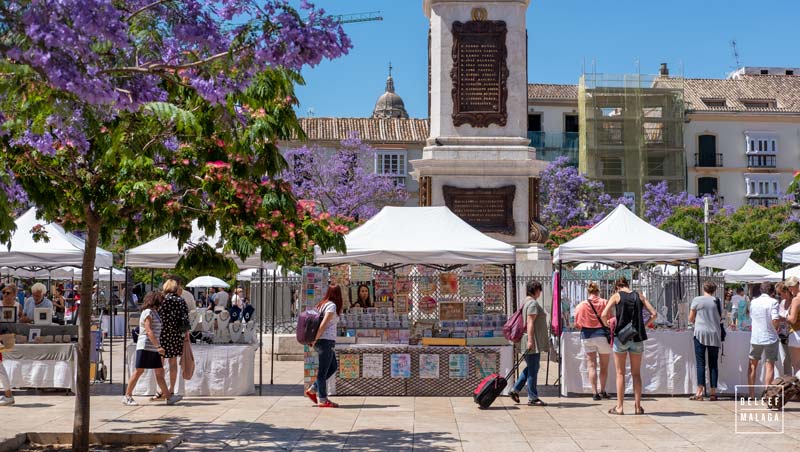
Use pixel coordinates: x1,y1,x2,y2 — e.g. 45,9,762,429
574,282,611,400
601,277,657,415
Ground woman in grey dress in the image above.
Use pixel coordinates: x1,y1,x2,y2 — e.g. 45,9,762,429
689,280,722,401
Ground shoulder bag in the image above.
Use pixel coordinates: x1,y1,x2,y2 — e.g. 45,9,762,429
587,300,611,344
616,292,640,345
714,298,726,342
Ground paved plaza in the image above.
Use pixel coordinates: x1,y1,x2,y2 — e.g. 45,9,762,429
1,345,798,452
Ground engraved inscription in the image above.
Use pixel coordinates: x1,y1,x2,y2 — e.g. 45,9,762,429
451,20,508,128
443,186,515,235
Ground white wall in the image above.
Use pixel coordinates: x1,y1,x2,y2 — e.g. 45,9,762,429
527,104,579,134
685,116,800,208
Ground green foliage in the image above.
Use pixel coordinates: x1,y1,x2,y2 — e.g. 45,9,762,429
660,204,800,271
544,225,592,251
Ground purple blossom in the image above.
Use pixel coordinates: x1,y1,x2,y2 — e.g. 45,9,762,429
642,181,730,226
540,157,630,228
283,132,408,220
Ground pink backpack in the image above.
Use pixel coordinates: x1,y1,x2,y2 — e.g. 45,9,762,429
502,305,526,342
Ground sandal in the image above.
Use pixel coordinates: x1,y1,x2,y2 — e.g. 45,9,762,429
689,395,704,401
508,391,520,404
635,406,645,415
709,395,718,401
608,407,624,415
150,393,165,401
529,399,547,407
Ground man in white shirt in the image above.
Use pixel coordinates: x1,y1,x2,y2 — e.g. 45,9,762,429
21,283,53,324
748,282,781,398
231,288,244,310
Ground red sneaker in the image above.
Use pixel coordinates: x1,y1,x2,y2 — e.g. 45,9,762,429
304,387,318,405
318,400,339,408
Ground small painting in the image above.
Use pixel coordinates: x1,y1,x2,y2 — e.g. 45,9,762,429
0,306,16,323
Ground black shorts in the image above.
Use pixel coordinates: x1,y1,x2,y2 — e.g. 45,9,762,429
135,349,163,369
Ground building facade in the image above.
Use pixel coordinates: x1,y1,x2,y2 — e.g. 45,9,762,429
682,73,800,208
525,84,579,166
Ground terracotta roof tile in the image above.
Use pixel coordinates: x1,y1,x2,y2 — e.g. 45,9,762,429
296,117,428,143
658,76,800,113
527,83,578,100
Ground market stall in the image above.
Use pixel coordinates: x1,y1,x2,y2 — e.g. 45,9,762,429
561,331,774,396
554,204,705,395
125,343,255,396
723,259,779,283
312,206,516,396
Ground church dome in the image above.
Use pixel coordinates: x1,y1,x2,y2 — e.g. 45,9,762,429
372,69,409,119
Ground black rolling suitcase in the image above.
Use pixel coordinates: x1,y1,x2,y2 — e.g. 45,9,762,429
473,349,528,409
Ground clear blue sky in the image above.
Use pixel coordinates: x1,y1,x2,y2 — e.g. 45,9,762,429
295,0,800,119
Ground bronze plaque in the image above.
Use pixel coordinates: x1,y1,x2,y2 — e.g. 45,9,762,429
443,185,515,235
450,20,508,128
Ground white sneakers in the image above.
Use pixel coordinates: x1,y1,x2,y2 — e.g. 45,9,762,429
166,394,182,405
122,396,138,406
0,395,15,406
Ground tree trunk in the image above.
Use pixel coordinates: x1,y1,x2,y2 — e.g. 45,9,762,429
72,213,100,452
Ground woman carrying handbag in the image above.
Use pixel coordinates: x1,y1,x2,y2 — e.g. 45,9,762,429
601,277,657,415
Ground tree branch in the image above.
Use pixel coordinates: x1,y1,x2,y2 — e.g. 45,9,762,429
98,50,237,76
126,0,172,22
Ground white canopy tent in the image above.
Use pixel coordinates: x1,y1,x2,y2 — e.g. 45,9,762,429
783,242,800,264
553,204,700,264
699,249,751,271
767,265,800,282
723,259,780,283
75,267,127,282
314,206,516,266
236,266,296,282
124,220,264,269
0,208,113,269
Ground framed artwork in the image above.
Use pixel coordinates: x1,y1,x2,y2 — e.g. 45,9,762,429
349,282,374,310
339,354,360,379
0,306,17,323
362,354,383,378
418,296,437,315
34,307,52,325
390,353,411,378
439,301,465,321
439,272,458,295
448,354,469,379
28,328,42,343
419,354,440,379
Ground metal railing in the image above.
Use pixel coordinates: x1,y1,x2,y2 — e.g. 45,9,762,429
694,153,723,167
747,154,777,168
527,131,579,151
747,197,780,207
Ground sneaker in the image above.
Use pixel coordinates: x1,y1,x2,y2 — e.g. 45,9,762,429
601,391,610,399
508,391,520,404
304,387,318,405
0,395,14,406
592,393,602,401
166,395,181,406
318,400,339,408
122,396,138,406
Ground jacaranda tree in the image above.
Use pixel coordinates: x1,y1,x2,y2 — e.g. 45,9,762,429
641,181,728,226
0,1,350,450
283,132,409,220
539,156,630,230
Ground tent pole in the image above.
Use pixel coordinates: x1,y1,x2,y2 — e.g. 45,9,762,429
259,267,264,396
109,266,113,385
123,267,129,395
271,270,277,385
782,262,786,281
557,261,563,397
695,259,701,297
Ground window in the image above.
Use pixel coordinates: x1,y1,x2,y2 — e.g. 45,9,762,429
760,69,769,75
599,122,623,144
527,114,542,132
741,99,776,109
647,158,665,176
745,132,778,155
698,177,718,197
702,98,727,108
787,70,795,76
745,174,780,197
600,157,623,176
375,151,407,186
564,114,579,133
696,135,718,167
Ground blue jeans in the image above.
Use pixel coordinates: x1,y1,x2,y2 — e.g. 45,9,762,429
312,339,338,400
512,352,541,401
693,337,719,389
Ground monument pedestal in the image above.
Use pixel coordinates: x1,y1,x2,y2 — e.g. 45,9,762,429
415,0,550,270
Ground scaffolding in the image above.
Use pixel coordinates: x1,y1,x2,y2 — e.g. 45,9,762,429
578,73,685,213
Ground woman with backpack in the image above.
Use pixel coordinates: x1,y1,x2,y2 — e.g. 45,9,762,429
574,282,610,401
304,285,344,408
601,277,657,415
507,281,549,407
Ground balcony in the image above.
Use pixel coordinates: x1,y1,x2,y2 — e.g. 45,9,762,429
747,154,777,168
694,153,723,167
747,197,779,207
528,132,579,165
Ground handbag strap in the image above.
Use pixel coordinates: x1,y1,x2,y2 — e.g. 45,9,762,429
586,299,606,327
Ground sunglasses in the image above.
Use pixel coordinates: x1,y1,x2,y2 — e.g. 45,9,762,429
2,291,11,295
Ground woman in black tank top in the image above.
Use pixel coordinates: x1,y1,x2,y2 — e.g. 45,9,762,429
601,276,657,416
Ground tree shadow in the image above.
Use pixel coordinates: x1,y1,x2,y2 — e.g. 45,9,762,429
9,403,55,409
100,415,459,451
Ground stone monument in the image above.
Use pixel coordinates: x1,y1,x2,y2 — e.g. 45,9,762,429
412,0,550,274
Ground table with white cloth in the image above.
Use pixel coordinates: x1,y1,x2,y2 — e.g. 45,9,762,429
126,343,255,396
100,314,126,337
2,344,76,391
561,330,778,396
